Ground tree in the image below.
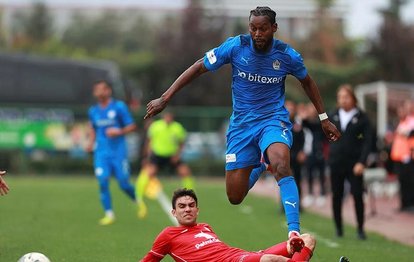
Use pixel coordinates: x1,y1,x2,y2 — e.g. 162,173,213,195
369,0,414,82
62,11,123,52
287,0,376,107
147,0,231,106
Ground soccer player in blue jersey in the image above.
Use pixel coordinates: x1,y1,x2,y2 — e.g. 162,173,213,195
144,6,341,248
86,80,137,225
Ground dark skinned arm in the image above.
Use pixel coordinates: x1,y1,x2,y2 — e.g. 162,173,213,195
144,58,208,119
299,74,341,142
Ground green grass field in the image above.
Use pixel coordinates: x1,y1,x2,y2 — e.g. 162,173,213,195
1,176,413,262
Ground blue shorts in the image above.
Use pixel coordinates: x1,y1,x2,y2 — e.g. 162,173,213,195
94,155,130,182
225,119,293,171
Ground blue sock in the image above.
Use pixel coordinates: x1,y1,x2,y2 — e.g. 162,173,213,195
118,177,136,201
249,163,266,190
278,176,300,233
99,179,112,211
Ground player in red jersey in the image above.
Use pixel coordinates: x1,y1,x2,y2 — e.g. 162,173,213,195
140,188,316,262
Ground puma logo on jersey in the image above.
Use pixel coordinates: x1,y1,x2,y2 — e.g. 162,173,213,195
241,56,249,65
284,201,297,209
194,232,221,249
194,232,215,240
281,128,289,141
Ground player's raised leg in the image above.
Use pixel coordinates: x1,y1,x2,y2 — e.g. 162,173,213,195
225,167,254,204
225,126,262,204
266,142,302,250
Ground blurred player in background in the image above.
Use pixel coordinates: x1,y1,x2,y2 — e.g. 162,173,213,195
136,111,194,218
0,171,9,195
145,6,341,246
86,80,137,225
140,188,317,262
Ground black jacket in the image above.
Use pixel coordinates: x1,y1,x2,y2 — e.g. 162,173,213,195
328,108,373,167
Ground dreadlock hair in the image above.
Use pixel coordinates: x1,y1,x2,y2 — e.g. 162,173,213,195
172,188,198,209
249,6,277,25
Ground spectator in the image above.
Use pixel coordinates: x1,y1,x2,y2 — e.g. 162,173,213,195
301,103,328,208
391,101,414,211
328,84,373,240
136,111,195,218
285,101,306,206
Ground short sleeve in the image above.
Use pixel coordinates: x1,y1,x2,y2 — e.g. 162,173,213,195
116,101,134,127
148,228,171,259
287,47,308,80
174,123,187,142
203,36,239,71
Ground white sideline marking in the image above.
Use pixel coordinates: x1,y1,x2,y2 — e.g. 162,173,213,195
280,222,339,248
157,190,178,226
306,230,339,248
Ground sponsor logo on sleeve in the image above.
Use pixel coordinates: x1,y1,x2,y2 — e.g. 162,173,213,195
226,153,236,163
206,50,217,64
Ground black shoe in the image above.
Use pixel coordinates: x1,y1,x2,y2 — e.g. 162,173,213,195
339,256,350,262
357,230,367,240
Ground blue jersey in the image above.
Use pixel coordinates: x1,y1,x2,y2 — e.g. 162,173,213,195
88,99,134,158
203,34,307,126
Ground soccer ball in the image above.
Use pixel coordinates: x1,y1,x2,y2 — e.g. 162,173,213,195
18,252,51,262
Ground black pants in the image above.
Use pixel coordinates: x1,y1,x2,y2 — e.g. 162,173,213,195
306,156,326,195
330,164,365,232
396,161,414,209
291,160,303,198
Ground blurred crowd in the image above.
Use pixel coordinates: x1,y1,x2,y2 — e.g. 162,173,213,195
286,84,414,239
389,100,414,211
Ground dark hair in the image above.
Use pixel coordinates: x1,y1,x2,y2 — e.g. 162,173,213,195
172,188,198,209
337,84,358,106
249,6,277,25
93,79,113,90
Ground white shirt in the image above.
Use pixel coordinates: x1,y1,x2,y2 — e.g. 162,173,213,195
338,108,358,131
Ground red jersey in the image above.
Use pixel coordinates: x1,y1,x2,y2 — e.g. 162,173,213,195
141,223,256,262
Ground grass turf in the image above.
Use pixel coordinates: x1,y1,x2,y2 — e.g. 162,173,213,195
0,176,413,262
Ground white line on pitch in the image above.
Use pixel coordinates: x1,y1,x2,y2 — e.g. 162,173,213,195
280,222,339,248
158,190,178,226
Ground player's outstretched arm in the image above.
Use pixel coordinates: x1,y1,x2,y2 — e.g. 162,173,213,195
0,171,9,195
299,75,341,142
144,58,209,119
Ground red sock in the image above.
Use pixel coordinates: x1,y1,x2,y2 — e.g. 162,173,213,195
290,246,313,261
261,242,290,257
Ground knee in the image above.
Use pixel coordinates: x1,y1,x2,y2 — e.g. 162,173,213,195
227,192,244,205
274,164,291,180
301,233,316,251
96,173,109,188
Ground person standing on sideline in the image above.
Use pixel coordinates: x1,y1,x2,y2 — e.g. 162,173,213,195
391,101,414,211
285,101,306,205
144,6,341,247
301,103,328,208
328,84,373,240
86,80,137,225
136,111,195,218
